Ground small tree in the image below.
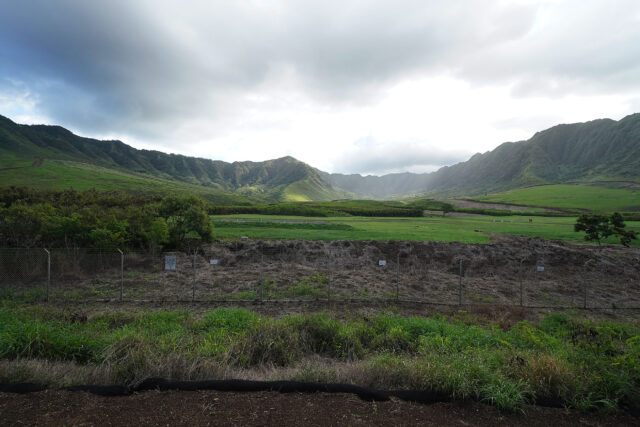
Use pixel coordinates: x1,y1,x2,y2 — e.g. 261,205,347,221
574,212,637,247
574,214,612,246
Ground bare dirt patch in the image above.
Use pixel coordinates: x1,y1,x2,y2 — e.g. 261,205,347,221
449,199,558,212
5,237,640,312
2,389,638,427
0,157,43,172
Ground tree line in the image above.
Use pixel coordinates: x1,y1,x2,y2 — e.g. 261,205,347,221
0,187,213,250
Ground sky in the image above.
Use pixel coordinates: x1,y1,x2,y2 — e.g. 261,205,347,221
1,0,640,176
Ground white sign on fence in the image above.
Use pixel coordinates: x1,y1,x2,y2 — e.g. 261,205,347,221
210,259,219,265
378,260,387,266
537,266,545,272
164,255,177,271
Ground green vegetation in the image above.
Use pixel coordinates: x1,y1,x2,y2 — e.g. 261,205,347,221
4,187,638,247
210,199,424,217
214,221,354,232
475,184,640,213
0,157,255,205
0,115,347,202
212,214,640,246
420,114,640,196
0,306,638,412
0,188,213,249
574,212,638,246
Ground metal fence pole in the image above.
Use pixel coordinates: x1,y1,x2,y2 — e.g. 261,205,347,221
327,251,332,303
259,254,264,301
44,248,50,302
583,258,594,309
583,263,588,309
396,252,400,301
458,259,463,306
192,249,197,302
424,256,429,302
519,259,525,307
117,249,123,301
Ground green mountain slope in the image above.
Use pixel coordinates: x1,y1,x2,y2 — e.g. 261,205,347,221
425,114,640,196
323,113,640,197
0,115,349,202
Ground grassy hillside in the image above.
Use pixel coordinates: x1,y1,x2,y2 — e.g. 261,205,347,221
474,183,640,213
0,156,254,204
0,115,348,202
422,114,640,196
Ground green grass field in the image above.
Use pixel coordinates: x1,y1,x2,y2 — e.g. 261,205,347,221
212,214,640,246
474,184,640,213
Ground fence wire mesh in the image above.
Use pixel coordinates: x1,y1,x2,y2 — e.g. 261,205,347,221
0,241,639,308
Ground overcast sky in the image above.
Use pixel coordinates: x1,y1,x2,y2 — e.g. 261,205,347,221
1,0,640,175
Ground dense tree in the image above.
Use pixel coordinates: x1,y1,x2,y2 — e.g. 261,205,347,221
574,214,612,246
0,188,214,250
159,196,214,247
574,212,637,247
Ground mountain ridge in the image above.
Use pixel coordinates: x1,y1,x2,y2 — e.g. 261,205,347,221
0,115,350,202
1,113,640,200
322,113,640,198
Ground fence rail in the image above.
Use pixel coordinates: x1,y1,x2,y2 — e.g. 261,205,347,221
1,242,639,309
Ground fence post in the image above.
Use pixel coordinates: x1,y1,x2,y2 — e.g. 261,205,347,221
424,256,429,302
583,257,596,309
117,249,123,301
583,261,588,309
259,253,264,301
396,252,400,301
458,259,463,306
519,258,525,307
44,248,50,302
192,249,197,302
327,252,332,303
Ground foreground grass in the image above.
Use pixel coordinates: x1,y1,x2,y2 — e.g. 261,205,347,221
1,306,639,412
212,214,640,246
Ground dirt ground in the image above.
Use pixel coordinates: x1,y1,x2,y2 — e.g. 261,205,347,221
2,389,638,427
5,236,640,311
448,199,559,212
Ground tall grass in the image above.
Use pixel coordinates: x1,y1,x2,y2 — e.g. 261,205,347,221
0,307,638,412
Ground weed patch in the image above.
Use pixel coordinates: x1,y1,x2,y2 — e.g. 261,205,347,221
0,306,638,412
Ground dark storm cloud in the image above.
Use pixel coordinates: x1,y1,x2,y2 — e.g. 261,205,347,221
0,2,530,132
1,0,639,167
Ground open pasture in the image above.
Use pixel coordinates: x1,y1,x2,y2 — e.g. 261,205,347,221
211,214,640,246
473,183,640,213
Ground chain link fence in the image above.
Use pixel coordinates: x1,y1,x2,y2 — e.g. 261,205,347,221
1,240,639,309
